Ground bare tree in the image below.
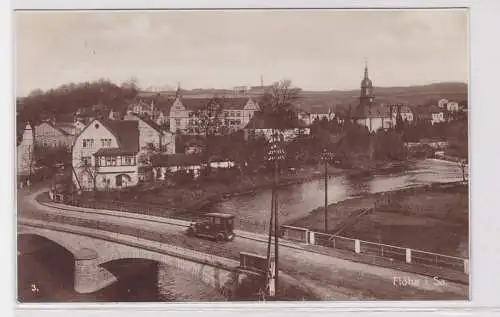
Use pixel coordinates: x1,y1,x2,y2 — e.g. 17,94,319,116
78,161,99,193
259,79,301,130
194,96,226,138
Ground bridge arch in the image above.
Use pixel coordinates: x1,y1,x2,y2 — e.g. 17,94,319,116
17,225,245,297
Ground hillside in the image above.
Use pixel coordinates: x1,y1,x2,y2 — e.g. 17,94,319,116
296,82,468,113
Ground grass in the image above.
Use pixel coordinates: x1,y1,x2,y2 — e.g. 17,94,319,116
289,183,469,258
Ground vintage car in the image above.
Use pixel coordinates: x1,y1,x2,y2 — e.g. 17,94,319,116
186,212,235,241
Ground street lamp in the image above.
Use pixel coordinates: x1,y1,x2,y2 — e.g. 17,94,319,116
320,148,335,233
265,130,286,298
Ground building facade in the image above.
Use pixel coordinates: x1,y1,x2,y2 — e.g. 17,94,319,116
169,87,260,134
123,113,175,154
17,123,34,176
354,64,414,132
34,121,74,148
72,119,140,191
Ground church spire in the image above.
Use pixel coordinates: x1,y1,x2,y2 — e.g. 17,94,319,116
175,82,182,100
364,60,369,80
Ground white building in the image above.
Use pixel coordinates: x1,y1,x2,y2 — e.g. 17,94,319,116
169,86,260,134
447,101,460,112
17,123,34,177
244,113,310,142
430,106,446,125
438,99,449,109
72,119,140,191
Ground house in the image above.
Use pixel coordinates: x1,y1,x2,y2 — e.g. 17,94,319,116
412,106,433,124
298,108,335,125
123,113,175,154
430,106,445,125
244,113,310,142
438,99,449,109
34,121,74,148
169,85,260,134
17,123,35,177
446,101,460,112
150,153,205,180
389,104,414,123
72,119,140,191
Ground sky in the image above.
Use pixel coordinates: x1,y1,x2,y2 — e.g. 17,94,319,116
15,9,468,97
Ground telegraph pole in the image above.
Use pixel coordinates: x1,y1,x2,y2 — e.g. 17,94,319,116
321,148,333,233
265,131,285,298
324,151,328,233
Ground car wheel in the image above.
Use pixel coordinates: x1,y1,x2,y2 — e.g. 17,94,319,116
216,233,225,241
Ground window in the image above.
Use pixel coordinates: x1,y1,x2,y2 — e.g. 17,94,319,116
123,156,133,166
235,111,240,117
175,119,181,126
100,138,112,147
82,139,94,148
81,156,91,166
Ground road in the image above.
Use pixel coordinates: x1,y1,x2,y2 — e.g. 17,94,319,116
17,186,469,300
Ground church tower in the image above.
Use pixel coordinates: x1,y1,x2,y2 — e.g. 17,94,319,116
359,62,374,107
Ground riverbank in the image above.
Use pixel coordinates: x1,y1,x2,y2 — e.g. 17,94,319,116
288,182,468,258
78,164,348,215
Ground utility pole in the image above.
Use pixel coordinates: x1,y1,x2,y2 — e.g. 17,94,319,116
321,148,333,233
324,151,328,233
265,131,285,298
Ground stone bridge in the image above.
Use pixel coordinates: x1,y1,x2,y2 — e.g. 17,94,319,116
18,218,251,296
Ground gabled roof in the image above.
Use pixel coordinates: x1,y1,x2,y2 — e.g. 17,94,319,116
245,113,307,130
37,121,71,136
150,153,203,167
141,116,164,133
99,120,140,154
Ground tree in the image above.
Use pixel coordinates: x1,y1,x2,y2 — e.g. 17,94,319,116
77,161,99,193
194,96,226,138
258,79,301,130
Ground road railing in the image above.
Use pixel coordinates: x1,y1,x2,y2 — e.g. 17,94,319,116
280,225,469,275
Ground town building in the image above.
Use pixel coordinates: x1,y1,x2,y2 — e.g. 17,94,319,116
72,119,140,191
17,123,35,177
298,108,335,125
34,121,75,148
430,106,446,125
150,153,205,180
244,113,310,142
412,106,433,124
446,101,460,112
168,86,260,134
123,113,175,154
354,64,414,132
438,99,449,109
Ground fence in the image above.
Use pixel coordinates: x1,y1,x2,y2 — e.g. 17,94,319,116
68,198,188,221
411,249,466,272
280,225,309,243
280,225,469,274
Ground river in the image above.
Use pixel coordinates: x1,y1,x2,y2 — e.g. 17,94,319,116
213,159,468,232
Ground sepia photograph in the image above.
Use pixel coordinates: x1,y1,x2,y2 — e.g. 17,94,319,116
15,8,469,303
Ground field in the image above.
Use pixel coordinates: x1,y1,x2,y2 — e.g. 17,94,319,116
289,183,468,257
